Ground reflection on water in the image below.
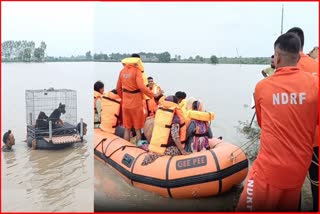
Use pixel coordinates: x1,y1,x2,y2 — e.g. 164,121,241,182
2,62,93,212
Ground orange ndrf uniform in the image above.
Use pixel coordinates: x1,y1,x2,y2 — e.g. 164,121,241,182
116,64,154,129
237,66,318,211
297,52,319,147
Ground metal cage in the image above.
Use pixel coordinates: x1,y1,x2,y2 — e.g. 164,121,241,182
25,88,77,126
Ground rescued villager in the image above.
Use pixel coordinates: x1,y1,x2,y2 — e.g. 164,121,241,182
94,81,104,128
77,122,88,136
116,54,163,143
261,55,275,77
142,96,190,166
185,100,214,153
236,33,318,211
287,26,319,212
175,91,187,111
2,130,15,152
49,103,66,128
145,76,162,117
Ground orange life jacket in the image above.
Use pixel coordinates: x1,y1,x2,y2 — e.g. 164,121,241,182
100,91,121,134
187,110,215,122
94,91,102,125
149,97,186,154
145,84,161,116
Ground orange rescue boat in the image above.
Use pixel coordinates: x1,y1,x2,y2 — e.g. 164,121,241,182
94,129,248,199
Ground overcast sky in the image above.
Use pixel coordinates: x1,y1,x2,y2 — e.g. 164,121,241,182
2,2,318,58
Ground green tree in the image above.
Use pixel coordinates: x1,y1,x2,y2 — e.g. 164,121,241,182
195,55,204,62
40,41,46,59
23,48,32,61
210,55,218,64
86,51,92,60
34,48,44,61
40,41,46,50
158,52,171,63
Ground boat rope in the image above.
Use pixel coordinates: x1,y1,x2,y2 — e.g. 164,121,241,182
229,134,260,163
94,138,107,150
106,145,139,159
212,141,222,149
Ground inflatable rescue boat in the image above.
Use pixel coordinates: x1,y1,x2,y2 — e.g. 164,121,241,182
94,129,248,199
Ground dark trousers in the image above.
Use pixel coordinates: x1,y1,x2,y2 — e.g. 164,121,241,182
309,146,319,212
299,146,318,211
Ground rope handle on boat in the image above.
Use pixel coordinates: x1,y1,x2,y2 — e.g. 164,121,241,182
229,134,260,162
106,145,139,159
211,137,223,149
94,138,107,151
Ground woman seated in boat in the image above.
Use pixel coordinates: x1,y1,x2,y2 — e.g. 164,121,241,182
142,95,190,165
185,100,214,153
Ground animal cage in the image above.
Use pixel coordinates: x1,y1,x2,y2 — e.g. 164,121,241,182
25,88,77,126
25,88,79,140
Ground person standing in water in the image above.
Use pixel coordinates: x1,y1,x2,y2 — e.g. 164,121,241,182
2,130,15,152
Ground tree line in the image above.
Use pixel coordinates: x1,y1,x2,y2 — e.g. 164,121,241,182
2,40,47,62
2,40,271,65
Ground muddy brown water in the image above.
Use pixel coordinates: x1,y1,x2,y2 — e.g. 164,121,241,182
1,62,313,211
2,62,94,211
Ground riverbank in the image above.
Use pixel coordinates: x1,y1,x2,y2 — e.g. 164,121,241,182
2,58,270,65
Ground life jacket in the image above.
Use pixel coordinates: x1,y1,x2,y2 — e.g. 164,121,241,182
187,110,215,122
121,57,149,102
121,57,145,72
178,98,190,126
149,97,186,154
100,91,121,134
179,99,187,111
94,91,102,125
145,84,161,116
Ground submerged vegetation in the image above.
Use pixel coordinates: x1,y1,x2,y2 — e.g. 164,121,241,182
237,120,261,161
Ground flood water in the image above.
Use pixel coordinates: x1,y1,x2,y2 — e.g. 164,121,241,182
1,62,312,211
2,62,94,212
94,62,263,211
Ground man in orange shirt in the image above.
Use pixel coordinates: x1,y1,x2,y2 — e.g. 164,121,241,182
287,27,319,76
287,27,319,211
236,33,318,211
116,54,163,142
